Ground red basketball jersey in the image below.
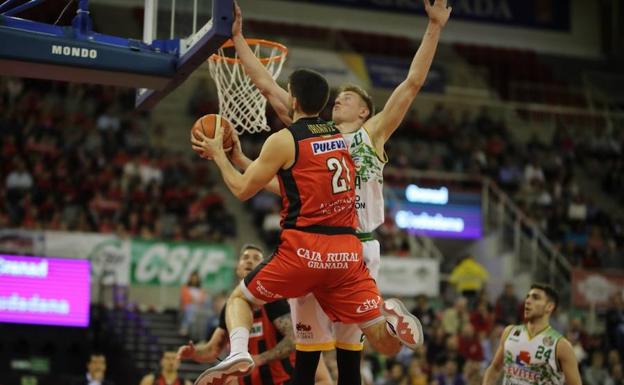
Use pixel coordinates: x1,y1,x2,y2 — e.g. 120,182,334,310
220,301,294,385
278,117,357,233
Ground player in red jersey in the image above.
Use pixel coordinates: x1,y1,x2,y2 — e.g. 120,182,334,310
227,1,450,383
191,68,423,385
177,244,333,385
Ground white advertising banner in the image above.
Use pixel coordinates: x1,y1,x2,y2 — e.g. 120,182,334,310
44,231,131,286
377,257,439,297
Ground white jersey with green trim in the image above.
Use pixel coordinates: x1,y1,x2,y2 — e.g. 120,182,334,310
503,324,564,385
341,127,386,233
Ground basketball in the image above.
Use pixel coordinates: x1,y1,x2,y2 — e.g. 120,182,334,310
191,114,235,157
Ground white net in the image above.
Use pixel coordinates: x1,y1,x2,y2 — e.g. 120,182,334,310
208,39,288,135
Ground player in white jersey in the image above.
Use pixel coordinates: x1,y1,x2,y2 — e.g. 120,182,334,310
227,1,451,383
482,283,582,385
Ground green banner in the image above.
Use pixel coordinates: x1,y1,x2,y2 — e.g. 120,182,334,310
131,239,235,291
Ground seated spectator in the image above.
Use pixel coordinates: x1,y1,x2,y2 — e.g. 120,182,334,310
427,325,449,364
470,300,494,336
5,159,33,223
606,294,624,353
608,350,622,372
69,352,115,385
139,349,191,385
411,294,437,331
442,297,470,336
407,357,428,385
584,351,609,385
435,360,466,385
179,271,207,337
442,335,465,370
462,360,482,385
607,364,624,385
381,361,409,385
457,324,484,363
494,283,519,325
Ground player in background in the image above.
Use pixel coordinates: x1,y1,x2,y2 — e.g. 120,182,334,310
482,283,582,385
191,68,424,385
177,244,333,385
227,1,451,383
139,349,192,385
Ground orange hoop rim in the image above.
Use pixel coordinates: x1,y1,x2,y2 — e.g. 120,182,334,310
208,38,288,65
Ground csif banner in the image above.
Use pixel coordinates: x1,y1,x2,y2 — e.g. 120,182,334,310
272,0,571,31
130,239,235,290
0,230,236,292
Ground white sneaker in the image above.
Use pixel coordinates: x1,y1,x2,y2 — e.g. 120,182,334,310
381,298,424,350
194,351,254,385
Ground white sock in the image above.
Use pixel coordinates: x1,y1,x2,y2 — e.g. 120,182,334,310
229,327,250,355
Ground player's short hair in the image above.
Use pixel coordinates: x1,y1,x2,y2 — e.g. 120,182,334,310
530,283,558,312
240,243,264,257
288,69,330,115
338,84,375,120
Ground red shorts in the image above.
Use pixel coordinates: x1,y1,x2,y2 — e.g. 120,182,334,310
242,229,383,325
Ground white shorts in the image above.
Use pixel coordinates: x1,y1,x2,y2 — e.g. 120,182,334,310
288,239,381,351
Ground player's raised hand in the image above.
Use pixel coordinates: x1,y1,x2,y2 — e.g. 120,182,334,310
424,0,452,28
177,340,197,361
177,340,218,363
232,1,242,37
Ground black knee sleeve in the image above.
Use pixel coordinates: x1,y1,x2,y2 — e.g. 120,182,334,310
293,350,321,385
336,348,361,385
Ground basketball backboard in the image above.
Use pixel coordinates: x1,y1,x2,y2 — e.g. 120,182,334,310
0,0,233,109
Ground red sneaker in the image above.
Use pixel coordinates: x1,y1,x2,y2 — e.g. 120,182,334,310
382,298,424,350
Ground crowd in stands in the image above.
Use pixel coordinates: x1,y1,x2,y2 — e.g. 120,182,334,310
355,285,624,385
1,78,236,241
123,281,623,385
3,69,624,384
213,87,624,267
383,103,624,270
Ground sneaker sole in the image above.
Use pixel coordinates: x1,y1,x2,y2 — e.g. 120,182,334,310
194,357,254,385
382,298,424,350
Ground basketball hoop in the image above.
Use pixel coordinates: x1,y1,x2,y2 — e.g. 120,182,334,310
208,38,288,135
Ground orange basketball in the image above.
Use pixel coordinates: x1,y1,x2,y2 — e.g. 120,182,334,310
191,114,234,157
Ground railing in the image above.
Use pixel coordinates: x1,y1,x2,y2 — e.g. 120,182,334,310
483,179,571,301
384,167,572,303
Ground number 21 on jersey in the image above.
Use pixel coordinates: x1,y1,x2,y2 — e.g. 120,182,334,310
327,156,351,194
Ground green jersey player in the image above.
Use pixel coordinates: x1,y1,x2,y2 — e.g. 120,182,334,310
482,283,582,385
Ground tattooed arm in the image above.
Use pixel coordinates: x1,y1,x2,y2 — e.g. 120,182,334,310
253,313,295,366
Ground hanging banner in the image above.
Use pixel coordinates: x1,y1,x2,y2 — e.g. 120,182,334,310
377,257,439,296
571,269,624,308
273,0,571,31
130,239,235,291
44,231,130,286
0,230,236,290
0,229,45,256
